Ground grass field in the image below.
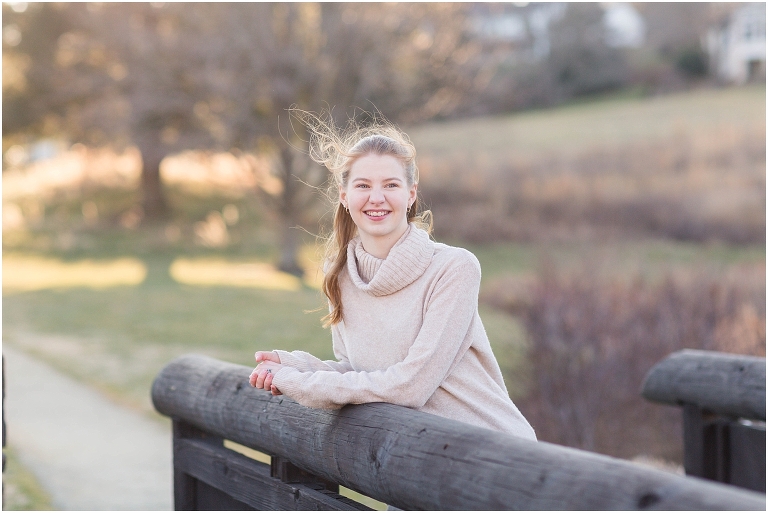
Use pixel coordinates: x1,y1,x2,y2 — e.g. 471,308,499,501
410,85,765,162
1,260,527,415
412,84,765,245
3,236,762,416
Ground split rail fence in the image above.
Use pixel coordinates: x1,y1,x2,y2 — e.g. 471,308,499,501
152,353,765,510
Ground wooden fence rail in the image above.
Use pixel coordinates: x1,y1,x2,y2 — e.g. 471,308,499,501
642,349,766,492
152,354,765,510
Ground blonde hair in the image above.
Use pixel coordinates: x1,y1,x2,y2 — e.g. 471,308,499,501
293,108,432,326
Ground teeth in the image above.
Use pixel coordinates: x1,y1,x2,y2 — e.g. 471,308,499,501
366,211,388,217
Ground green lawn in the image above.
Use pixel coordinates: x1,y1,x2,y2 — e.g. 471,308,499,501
1,261,529,413
3,273,330,416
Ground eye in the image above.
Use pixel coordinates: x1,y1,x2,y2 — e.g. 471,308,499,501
385,183,400,188
355,183,370,189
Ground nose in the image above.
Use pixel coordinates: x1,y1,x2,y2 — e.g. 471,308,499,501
368,186,385,204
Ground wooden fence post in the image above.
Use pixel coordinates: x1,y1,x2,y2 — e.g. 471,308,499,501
173,419,257,510
271,456,340,493
642,349,766,493
170,416,364,511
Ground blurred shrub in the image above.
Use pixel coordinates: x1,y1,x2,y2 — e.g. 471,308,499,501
675,46,709,79
581,195,766,246
486,265,765,461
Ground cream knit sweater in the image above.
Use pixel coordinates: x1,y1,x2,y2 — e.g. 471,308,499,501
272,224,536,440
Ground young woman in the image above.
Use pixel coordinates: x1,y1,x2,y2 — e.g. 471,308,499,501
249,114,536,440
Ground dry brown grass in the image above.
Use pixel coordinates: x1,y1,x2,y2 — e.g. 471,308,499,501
411,86,765,245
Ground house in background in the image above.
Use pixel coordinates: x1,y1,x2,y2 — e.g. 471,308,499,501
603,3,646,49
706,2,766,84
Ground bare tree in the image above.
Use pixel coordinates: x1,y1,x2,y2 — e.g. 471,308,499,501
4,3,494,273
3,3,226,218
546,3,629,100
183,3,489,274
199,3,400,274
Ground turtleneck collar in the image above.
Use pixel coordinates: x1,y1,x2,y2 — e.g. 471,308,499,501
346,224,434,296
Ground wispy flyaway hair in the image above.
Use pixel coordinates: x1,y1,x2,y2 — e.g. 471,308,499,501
291,107,432,326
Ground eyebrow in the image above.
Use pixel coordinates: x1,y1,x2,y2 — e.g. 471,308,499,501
350,177,404,183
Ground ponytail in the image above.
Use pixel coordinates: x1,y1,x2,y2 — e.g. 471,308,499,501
321,203,358,327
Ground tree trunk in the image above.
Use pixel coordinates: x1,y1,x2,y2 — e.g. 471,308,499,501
278,215,304,278
276,145,304,277
137,137,170,220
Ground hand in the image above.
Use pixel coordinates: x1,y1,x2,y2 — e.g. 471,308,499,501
252,351,283,395
254,351,281,365
249,361,282,390
250,351,284,395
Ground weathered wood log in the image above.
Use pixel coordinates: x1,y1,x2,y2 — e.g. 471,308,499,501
152,354,766,511
174,432,366,510
641,350,766,420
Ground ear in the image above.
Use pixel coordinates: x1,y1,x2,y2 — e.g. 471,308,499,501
338,184,347,208
409,183,418,205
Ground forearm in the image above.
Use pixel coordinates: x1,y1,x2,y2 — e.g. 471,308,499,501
273,333,470,410
274,349,353,373
272,366,426,410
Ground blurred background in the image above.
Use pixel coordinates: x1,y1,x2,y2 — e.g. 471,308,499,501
2,2,765,509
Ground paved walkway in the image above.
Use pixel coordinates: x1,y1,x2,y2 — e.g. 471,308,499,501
3,346,173,510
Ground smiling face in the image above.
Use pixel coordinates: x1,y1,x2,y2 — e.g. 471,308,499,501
340,153,417,259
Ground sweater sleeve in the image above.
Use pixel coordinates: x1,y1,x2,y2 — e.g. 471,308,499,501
274,324,354,374
272,253,479,410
